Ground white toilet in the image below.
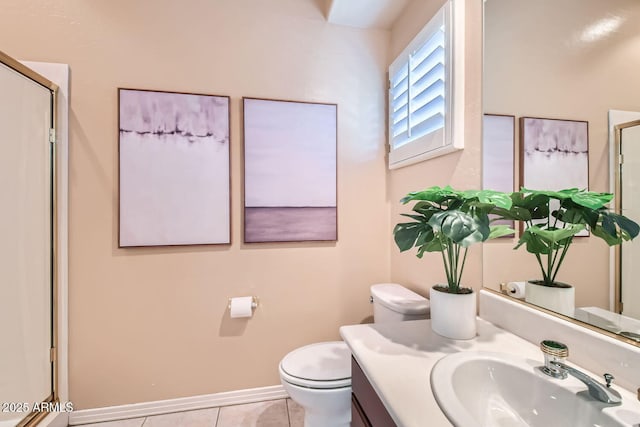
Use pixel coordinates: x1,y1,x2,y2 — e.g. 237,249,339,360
279,283,430,427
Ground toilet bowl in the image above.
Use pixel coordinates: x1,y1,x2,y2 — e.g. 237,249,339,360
279,283,429,427
279,341,351,427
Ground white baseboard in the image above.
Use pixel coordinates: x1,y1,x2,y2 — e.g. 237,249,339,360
68,385,288,425
38,412,69,427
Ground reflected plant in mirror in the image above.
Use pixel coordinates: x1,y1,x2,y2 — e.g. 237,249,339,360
498,188,639,286
492,188,640,315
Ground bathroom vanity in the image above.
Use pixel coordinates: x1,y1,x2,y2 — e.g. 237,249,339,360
341,317,544,426
351,356,396,427
340,290,640,427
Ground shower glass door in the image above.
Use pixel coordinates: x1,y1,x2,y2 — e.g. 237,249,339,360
0,58,55,426
619,122,640,321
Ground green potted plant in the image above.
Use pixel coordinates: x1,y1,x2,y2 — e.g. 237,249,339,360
493,188,639,315
393,186,513,339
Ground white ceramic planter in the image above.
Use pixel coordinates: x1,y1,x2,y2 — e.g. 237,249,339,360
429,286,477,340
524,280,575,317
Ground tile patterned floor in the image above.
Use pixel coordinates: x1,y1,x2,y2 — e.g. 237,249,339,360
78,399,304,427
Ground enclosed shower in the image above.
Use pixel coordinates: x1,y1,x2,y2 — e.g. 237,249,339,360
0,51,58,427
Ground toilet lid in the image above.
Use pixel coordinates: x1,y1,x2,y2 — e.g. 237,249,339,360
280,341,351,383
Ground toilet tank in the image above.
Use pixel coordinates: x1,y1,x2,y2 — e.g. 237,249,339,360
370,283,430,323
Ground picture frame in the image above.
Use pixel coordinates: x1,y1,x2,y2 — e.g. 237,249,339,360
483,114,516,236
118,88,231,247
520,116,589,236
242,97,338,243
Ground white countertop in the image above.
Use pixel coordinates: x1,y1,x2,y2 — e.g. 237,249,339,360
339,318,551,427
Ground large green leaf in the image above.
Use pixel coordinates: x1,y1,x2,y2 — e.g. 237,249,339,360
526,223,585,244
478,190,513,209
462,189,513,209
415,227,435,246
592,224,622,246
400,186,459,204
393,223,421,251
591,211,640,244
488,224,515,240
552,205,587,225
604,211,640,239
411,203,439,219
520,188,580,200
602,213,616,237
429,210,490,247
516,230,550,254
514,193,550,219
570,191,613,209
412,201,436,211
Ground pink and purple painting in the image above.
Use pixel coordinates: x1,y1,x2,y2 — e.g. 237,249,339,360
520,117,589,236
520,117,588,191
119,88,230,247
243,98,337,243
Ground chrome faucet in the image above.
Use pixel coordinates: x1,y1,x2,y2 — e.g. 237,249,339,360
550,361,622,404
540,340,622,405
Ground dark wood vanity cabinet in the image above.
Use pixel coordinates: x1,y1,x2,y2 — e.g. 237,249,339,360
351,356,397,427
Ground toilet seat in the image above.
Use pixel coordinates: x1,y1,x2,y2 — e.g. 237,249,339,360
279,341,351,389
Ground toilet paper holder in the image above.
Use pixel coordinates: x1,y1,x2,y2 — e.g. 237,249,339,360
227,296,259,310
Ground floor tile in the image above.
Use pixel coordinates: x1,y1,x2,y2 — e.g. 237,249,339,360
80,418,145,427
285,399,304,427
142,407,219,427
216,399,289,427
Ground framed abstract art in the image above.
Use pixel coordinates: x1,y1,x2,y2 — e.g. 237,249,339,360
242,97,337,243
520,117,589,191
520,116,589,236
119,88,230,247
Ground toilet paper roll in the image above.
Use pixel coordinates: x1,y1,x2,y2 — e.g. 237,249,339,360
506,281,526,299
229,296,254,318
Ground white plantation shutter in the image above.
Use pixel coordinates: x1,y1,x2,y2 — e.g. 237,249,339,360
389,1,458,169
391,28,445,144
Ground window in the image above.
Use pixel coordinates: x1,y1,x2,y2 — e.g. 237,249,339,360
388,1,464,169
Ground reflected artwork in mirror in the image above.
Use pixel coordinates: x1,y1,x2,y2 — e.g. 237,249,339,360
482,0,640,346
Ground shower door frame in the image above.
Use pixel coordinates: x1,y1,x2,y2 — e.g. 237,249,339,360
0,50,59,427
614,119,640,316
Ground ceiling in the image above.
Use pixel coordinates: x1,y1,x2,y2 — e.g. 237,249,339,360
324,0,410,30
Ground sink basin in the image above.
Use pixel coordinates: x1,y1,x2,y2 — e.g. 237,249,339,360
430,351,640,427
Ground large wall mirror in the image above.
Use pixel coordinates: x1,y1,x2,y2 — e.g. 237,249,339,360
482,0,640,344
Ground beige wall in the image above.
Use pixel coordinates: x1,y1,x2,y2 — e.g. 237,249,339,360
388,0,484,296
0,0,391,409
483,0,640,308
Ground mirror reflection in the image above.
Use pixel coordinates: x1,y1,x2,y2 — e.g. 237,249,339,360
482,0,640,342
